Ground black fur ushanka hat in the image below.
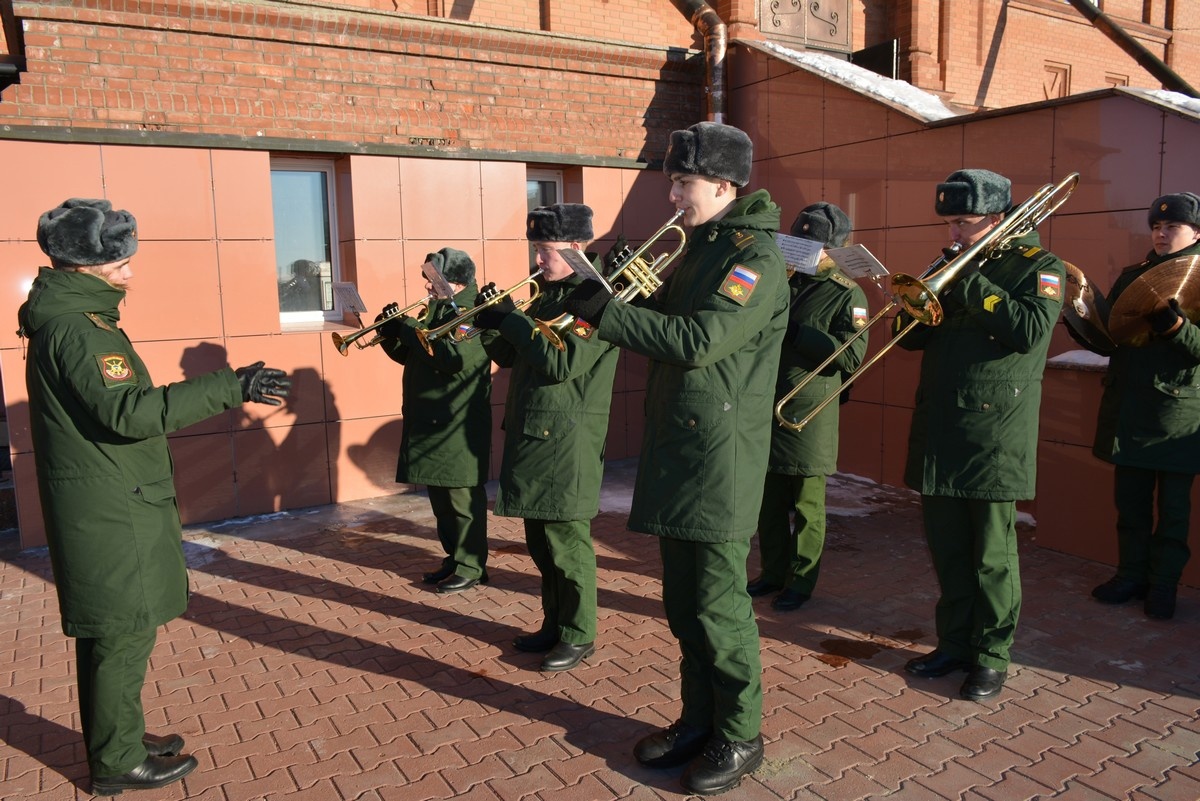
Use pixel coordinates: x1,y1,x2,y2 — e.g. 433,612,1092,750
791,201,852,248
662,122,753,188
37,198,138,266
526,204,594,243
425,247,475,285
1148,192,1200,228
934,169,1012,217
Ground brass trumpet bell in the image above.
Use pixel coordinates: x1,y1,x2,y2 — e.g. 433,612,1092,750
330,295,430,355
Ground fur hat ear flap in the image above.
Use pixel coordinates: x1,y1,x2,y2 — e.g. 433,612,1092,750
1148,192,1200,228
662,122,753,188
426,247,475,285
37,198,138,266
791,202,852,248
526,204,594,243
934,169,1012,217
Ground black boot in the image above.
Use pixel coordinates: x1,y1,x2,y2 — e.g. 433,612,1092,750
142,732,184,757
92,754,198,796
680,735,764,795
1091,575,1148,604
633,720,710,768
1145,584,1177,619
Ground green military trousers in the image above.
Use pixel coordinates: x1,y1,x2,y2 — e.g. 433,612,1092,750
524,518,597,644
427,485,489,580
76,628,157,777
1114,465,1195,587
921,495,1021,671
660,537,762,743
756,472,827,594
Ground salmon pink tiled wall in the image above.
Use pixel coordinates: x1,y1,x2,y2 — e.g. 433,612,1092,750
1,144,657,547
732,44,1200,585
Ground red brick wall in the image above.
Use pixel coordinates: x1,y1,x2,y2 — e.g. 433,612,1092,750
852,0,1198,111
0,0,703,160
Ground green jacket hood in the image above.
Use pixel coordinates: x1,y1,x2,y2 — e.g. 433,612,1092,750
18,267,125,337
697,189,781,240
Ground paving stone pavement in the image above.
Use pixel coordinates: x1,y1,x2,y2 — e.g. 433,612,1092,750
1,460,1198,800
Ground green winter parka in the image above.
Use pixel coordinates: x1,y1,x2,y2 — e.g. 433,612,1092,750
597,190,789,541
18,267,243,638
483,270,619,521
771,259,870,476
900,231,1065,500
1093,240,1200,473
381,283,492,488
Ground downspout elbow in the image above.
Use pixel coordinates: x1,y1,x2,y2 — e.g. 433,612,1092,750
672,0,727,122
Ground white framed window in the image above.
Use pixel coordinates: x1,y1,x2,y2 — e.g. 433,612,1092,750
271,158,340,323
526,169,562,271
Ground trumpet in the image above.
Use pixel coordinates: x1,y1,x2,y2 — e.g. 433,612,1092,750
331,295,431,355
416,272,543,355
773,171,1080,432
534,210,687,350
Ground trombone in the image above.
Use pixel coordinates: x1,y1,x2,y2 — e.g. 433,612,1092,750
331,294,431,356
534,210,687,350
416,272,543,355
773,171,1080,432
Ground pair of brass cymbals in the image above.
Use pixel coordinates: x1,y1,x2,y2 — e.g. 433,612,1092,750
1064,255,1200,349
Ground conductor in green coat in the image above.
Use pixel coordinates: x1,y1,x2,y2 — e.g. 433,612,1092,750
564,122,788,796
376,248,492,594
899,170,1065,702
474,204,619,673
749,202,869,611
18,199,292,795
1079,193,1200,620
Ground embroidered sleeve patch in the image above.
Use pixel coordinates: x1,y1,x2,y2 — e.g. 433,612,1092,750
96,353,136,387
852,307,868,328
718,264,761,305
1038,272,1061,299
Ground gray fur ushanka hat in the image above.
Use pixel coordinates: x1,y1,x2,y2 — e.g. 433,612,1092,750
1148,192,1200,228
527,204,594,243
934,169,1012,216
37,198,138,266
791,202,852,248
662,122,753,188
425,247,475,285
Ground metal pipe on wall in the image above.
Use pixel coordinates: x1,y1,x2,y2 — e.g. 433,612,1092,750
670,0,727,122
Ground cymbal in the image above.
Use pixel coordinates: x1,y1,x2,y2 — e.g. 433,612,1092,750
1107,255,1200,346
1061,261,1115,354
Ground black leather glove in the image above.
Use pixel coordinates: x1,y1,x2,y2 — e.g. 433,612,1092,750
1149,297,1184,336
563,279,613,326
374,302,408,339
235,361,292,406
473,292,517,330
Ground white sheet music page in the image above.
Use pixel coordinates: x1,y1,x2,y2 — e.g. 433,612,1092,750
775,233,824,275
825,245,890,280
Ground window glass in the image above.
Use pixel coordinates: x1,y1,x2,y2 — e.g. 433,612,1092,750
526,170,562,272
271,161,338,320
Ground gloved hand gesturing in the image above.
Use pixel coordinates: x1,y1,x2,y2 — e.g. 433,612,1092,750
473,283,517,330
1149,297,1185,336
235,361,292,406
563,279,613,326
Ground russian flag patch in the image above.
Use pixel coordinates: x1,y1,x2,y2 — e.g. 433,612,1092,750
1038,272,1061,299
718,264,761,305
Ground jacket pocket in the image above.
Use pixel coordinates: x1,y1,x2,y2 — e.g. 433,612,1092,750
133,475,177,503
1152,376,1200,400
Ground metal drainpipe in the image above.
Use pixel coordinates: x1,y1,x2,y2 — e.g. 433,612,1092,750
1064,0,1198,98
671,0,727,123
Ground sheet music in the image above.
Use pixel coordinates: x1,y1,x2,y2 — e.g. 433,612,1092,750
331,282,368,313
775,233,824,275
557,247,607,285
824,245,890,280
421,261,457,300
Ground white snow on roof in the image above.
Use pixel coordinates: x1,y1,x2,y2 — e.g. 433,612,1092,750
1120,88,1200,118
751,40,960,122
